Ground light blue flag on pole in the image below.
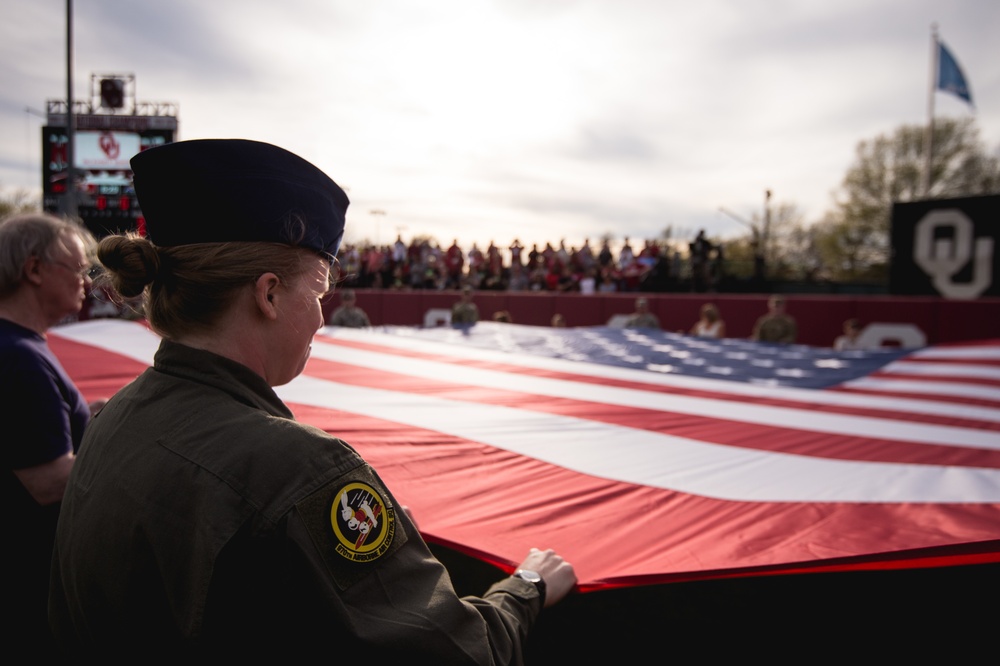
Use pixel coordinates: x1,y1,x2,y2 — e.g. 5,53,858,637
937,40,973,107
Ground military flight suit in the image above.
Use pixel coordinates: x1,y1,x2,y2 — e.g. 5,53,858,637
50,340,541,661
753,313,798,344
328,305,371,328
451,301,480,324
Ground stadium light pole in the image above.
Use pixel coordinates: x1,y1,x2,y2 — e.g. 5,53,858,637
63,0,78,217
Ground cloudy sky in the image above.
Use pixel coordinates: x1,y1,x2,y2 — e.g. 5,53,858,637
1,0,996,251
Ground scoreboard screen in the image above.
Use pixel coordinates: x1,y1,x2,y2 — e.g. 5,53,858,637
42,125,174,238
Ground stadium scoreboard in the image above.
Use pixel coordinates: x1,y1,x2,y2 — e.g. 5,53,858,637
42,77,178,239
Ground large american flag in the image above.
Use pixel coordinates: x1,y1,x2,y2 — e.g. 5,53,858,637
50,319,1000,591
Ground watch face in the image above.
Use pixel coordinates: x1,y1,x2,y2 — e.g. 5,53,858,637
516,569,542,584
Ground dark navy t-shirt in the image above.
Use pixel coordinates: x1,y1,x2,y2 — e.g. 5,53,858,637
2,318,89,466
3,317,89,522
2,317,90,643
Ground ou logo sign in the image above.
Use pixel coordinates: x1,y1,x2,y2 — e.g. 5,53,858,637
913,209,994,299
98,132,120,160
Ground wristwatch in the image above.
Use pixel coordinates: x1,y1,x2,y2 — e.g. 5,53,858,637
513,569,547,606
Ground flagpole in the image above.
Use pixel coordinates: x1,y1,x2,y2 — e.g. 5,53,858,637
920,24,938,198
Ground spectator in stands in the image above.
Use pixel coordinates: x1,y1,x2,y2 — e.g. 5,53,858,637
689,302,726,339
598,239,613,269
625,297,661,330
542,242,556,269
0,212,102,651
528,266,547,291
451,285,479,324
598,265,620,292
486,241,503,276
620,254,648,292
640,252,672,293
555,239,570,268
364,244,388,289
833,318,865,351
481,264,506,291
466,243,485,287
752,295,797,343
392,234,407,266
527,243,541,270
578,238,595,271
544,263,560,291
445,239,464,289
507,263,529,292
619,237,635,269
710,243,725,291
689,229,711,293
509,239,524,267
639,239,659,262
327,289,371,328
555,264,577,292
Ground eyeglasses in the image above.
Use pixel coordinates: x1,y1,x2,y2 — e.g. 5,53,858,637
46,260,100,280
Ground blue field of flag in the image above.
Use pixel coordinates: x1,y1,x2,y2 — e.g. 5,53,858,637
374,322,912,390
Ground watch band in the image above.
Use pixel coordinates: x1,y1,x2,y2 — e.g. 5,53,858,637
513,569,547,606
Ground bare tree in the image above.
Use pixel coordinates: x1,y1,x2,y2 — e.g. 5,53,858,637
0,187,40,218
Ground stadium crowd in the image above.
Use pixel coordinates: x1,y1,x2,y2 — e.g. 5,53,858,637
333,234,724,293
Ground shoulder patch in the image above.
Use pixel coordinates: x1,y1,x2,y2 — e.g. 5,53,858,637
330,481,394,562
297,465,408,590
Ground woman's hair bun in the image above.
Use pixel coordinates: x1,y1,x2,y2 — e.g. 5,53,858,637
97,234,161,298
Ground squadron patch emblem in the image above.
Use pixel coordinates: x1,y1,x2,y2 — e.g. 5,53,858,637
330,481,395,562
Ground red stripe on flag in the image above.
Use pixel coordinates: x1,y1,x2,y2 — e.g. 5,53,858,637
46,334,149,403
290,402,1000,589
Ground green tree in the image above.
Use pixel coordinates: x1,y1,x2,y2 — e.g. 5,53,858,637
720,235,756,280
777,218,825,282
763,202,822,281
823,117,1000,281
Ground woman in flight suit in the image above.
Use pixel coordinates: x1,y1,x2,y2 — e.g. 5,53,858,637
50,139,575,661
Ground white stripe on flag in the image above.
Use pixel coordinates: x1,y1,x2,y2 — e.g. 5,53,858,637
842,377,1000,401
880,360,1000,381
53,319,161,364
911,346,1000,360
277,374,1000,504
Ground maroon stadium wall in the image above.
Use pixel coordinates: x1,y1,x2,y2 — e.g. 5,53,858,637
324,291,1000,347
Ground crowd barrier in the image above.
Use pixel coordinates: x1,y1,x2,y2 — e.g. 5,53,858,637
324,290,1000,348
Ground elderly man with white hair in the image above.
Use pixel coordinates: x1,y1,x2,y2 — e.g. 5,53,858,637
0,212,100,649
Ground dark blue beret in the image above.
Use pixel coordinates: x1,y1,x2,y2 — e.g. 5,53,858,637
131,139,348,260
